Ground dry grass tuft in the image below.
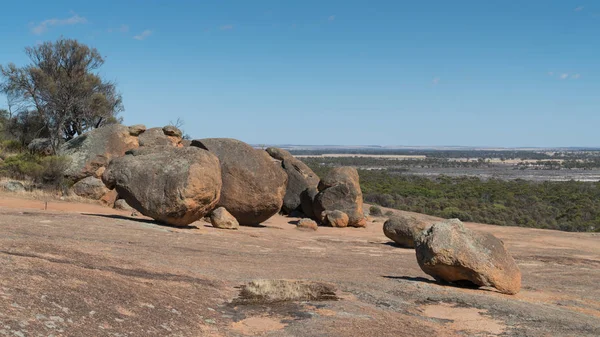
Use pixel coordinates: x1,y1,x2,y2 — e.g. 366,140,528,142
237,279,338,304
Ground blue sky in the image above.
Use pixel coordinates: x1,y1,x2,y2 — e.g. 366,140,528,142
0,1,598,147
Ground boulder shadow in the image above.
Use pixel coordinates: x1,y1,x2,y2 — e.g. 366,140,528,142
383,275,486,291
82,213,199,230
383,275,438,285
379,241,413,249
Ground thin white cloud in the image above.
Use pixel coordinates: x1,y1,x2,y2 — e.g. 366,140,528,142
133,29,152,40
220,24,234,30
559,73,569,80
574,6,584,12
571,74,581,79
30,13,87,35
108,24,129,33
328,15,336,22
432,77,440,85
548,71,554,76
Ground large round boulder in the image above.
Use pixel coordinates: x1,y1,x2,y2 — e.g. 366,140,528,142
383,215,431,248
191,138,287,226
313,167,366,227
28,138,53,156
415,219,522,295
102,146,222,226
266,147,320,214
59,124,139,182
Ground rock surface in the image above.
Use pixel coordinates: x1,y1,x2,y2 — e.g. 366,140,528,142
322,210,349,228
383,215,432,248
1,180,26,192
59,124,139,182
415,219,522,295
113,199,133,211
300,187,319,219
210,207,239,230
297,218,318,231
313,167,366,227
138,127,182,147
27,138,53,156
72,176,110,200
102,146,222,226
266,147,320,214
191,138,287,226
128,124,146,136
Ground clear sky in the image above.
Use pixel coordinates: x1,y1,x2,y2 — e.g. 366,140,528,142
0,1,598,147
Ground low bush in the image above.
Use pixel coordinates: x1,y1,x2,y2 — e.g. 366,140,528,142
0,153,71,188
369,205,383,216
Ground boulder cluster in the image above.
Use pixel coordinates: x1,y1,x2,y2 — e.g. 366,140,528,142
57,124,366,229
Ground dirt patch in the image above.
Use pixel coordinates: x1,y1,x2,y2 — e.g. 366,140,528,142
422,302,506,335
230,316,287,335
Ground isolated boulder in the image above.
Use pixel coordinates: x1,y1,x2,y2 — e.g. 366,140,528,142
266,147,320,214
322,210,349,228
28,138,53,156
313,167,366,227
297,218,318,231
138,127,182,147
162,125,183,138
114,199,133,211
191,138,287,226
59,124,139,182
72,176,109,200
102,146,222,226
1,181,26,193
383,215,431,248
415,219,522,295
210,207,239,230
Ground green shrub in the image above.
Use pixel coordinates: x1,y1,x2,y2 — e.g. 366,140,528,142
384,210,395,217
0,153,71,187
369,205,383,216
1,140,24,153
440,207,473,222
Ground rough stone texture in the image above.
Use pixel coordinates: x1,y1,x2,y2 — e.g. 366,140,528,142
128,124,146,136
138,127,182,147
181,139,192,147
27,138,53,156
313,167,365,227
322,210,349,228
383,215,432,248
102,146,222,226
415,219,522,295
72,176,110,200
162,125,183,138
210,207,239,230
59,124,140,182
266,147,320,214
191,138,287,226
113,199,133,211
1,181,26,192
300,187,319,219
297,218,318,231
100,189,118,207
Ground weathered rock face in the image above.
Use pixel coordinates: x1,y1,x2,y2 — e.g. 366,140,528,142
322,210,349,228
128,124,146,136
297,218,318,231
114,199,133,211
102,146,222,226
191,138,287,226
1,181,26,193
72,176,109,200
383,215,432,248
210,207,239,230
28,138,53,156
162,125,182,138
313,167,366,227
138,127,182,147
59,124,140,182
415,219,522,295
300,187,319,219
266,147,320,214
